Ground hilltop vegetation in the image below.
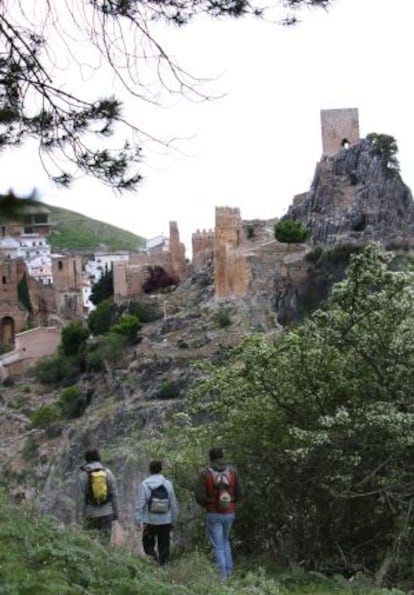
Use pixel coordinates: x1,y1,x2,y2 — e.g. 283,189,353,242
46,204,145,252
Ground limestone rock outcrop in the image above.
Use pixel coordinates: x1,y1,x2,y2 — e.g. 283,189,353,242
285,138,414,247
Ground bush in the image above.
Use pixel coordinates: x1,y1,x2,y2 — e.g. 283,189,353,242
60,320,89,356
305,246,324,264
213,307,232,328
158,380,180,399
142,266,179,294
274,220,310,243
35,354,82,385
90,268,113,305
86,332,127,371
127,299,161,322
88,298,117,336
31,404,60,428
58,386,88,419
110,314,141,344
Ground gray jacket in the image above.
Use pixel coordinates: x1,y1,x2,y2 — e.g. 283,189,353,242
76,461,119,521
134,473,178,526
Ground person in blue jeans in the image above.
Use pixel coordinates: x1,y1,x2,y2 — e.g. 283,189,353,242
195,447,244,581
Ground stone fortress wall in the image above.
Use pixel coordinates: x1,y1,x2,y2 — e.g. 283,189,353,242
1,107,364,354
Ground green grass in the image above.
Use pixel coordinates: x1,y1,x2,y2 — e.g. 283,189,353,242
0,496,406,595
45,203,146,252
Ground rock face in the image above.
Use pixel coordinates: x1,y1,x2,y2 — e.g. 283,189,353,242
285,138,414,246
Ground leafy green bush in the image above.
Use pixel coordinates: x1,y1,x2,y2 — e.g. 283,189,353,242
90,268,114,305
110,314,141,344
35,354,82,385
58,386,88,419
60,320,89,356
86,332,127,371
31,403,60,428
274,220,310,243
127,299,161,323
88,298,117,336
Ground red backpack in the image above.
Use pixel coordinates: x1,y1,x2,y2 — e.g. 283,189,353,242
206,467,236,513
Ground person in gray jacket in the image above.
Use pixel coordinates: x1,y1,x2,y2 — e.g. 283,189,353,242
77,448,119,544
134,460,178,565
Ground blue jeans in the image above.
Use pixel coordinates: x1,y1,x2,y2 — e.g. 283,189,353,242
206,512,235,580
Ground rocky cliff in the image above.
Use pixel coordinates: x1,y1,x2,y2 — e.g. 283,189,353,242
284,137,414,247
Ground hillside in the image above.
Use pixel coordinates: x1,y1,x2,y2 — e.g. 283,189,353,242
45,203,146,252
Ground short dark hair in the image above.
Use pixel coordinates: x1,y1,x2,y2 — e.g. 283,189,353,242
209,447,224,462
149,460,162,474
85,449,101,463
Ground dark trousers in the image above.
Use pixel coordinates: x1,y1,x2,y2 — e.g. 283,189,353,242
142,523,172,565
84,515,113,544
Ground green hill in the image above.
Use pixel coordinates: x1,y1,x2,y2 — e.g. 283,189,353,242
45,203,146,252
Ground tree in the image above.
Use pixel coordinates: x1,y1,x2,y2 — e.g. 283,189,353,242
142,266,179,293
274,219,310,243
90,269,114,306
87,298,117,335
60,320,90,356
366,133,400,172
0,1,334,189
174,243,414,587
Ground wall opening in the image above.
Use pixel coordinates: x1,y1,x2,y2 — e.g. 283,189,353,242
0,316,15,347
341,138,350,149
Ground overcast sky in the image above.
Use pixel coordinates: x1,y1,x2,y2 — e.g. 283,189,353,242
1,0,413,256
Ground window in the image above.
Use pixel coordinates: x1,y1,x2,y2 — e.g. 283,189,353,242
2,276,6,284
58,261,63,271
34,214,48,224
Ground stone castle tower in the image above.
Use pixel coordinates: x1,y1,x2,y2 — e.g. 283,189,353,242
214,207,250,297
320,108,360,155
51,255,84,319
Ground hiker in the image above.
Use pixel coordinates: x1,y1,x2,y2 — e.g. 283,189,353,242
76,448,119,544
134,460,178,565
195,447,244,582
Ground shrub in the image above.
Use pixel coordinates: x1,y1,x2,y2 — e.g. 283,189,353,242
158,379,180,399
142,266,179,294
127,299,161,322
110,314,141,344
88,298,117,336
60,320,89,356
246,225,255,239
58,386,87,419
305,246,324,264
213,307,233,328
86,332,127,371
22,435,39,462
274,220,310,243
31,404,60,428
35,354,82,385
90,268,114,305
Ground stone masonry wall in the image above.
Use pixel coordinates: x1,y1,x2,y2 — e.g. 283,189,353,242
320,108,360,155
214,207,251,297
192,229,215,271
